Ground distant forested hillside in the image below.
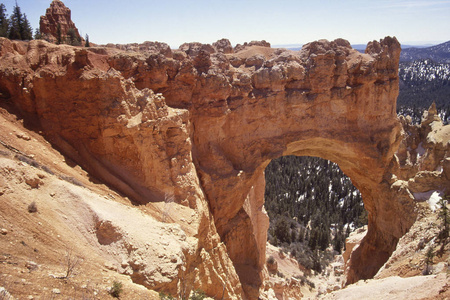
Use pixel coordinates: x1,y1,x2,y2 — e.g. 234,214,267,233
397,41,450,124
397,59,450,124
400,41,450,63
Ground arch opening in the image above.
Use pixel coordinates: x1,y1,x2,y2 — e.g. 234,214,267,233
217,129,413,299
264,155,367,275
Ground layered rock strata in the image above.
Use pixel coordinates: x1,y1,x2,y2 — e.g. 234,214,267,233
0,36,418,298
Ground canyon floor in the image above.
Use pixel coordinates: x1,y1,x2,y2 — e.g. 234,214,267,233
1,95,449,300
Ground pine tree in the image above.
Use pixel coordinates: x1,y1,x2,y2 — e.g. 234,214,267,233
333,231,343,254
7,2,32,40
312,249,321,273
438,197,449,243
298,227,305,242
7,2,22,40
34,28,42,40
0,3,9,37
291,228,297,243
274,218,291,244
85,34,90,47
423,247,434,275
56,23,62,44
308,228,318,250
346,224,351,237
21,13,32,40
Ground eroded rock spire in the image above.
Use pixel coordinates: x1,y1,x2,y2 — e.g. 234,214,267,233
39,0,81,43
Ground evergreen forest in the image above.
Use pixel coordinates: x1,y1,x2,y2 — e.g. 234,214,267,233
397,56,450,124
264,156,367,272
0,2,32,40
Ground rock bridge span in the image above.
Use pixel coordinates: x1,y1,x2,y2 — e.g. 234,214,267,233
0,36,416,298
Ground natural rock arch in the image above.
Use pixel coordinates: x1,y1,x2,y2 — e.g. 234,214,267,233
0,36,417,298
189,37,415,296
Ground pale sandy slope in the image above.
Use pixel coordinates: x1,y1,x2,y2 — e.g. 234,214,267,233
322,273,448,300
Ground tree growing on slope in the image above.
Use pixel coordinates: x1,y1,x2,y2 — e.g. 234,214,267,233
274,217,291,244
438,196,449,243
437,196,449,257
423,247,434,275
21,13,32,40
56,23,62,44
34,28,41,40
66,27,81,46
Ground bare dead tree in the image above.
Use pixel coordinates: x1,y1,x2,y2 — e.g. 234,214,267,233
59,248,83,279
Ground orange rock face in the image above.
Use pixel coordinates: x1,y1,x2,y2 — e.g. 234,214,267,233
0,36,417,298
40,0,81,43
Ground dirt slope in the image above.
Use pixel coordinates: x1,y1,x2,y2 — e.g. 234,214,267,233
0,107,162,299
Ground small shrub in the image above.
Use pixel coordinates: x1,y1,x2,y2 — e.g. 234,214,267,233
28,201,37,213
59,175,84,187
16,155,40,168
159,292,175,300
291,248,297,257
15,154,54,175
110,281,123,298
266,255,275,265
295,275,314,287
190,289,206,300
63,248,82,279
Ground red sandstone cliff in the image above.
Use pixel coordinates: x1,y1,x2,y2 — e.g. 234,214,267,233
1,36,443,299
40,0,81,43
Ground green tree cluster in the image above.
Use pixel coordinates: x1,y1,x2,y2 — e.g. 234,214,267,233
56,23,86,46
0,3,8,37
66,27,81,46
0,2,33,40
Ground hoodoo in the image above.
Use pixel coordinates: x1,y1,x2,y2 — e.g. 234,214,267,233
1,36,440,298
39,0,81,43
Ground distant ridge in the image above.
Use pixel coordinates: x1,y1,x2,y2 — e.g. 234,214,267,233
353,43,433,51
400,40,450,63
274,43,437,53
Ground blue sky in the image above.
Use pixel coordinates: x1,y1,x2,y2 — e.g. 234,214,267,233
2,0,450,48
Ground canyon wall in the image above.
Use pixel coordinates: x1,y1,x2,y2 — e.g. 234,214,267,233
0,36,418,298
